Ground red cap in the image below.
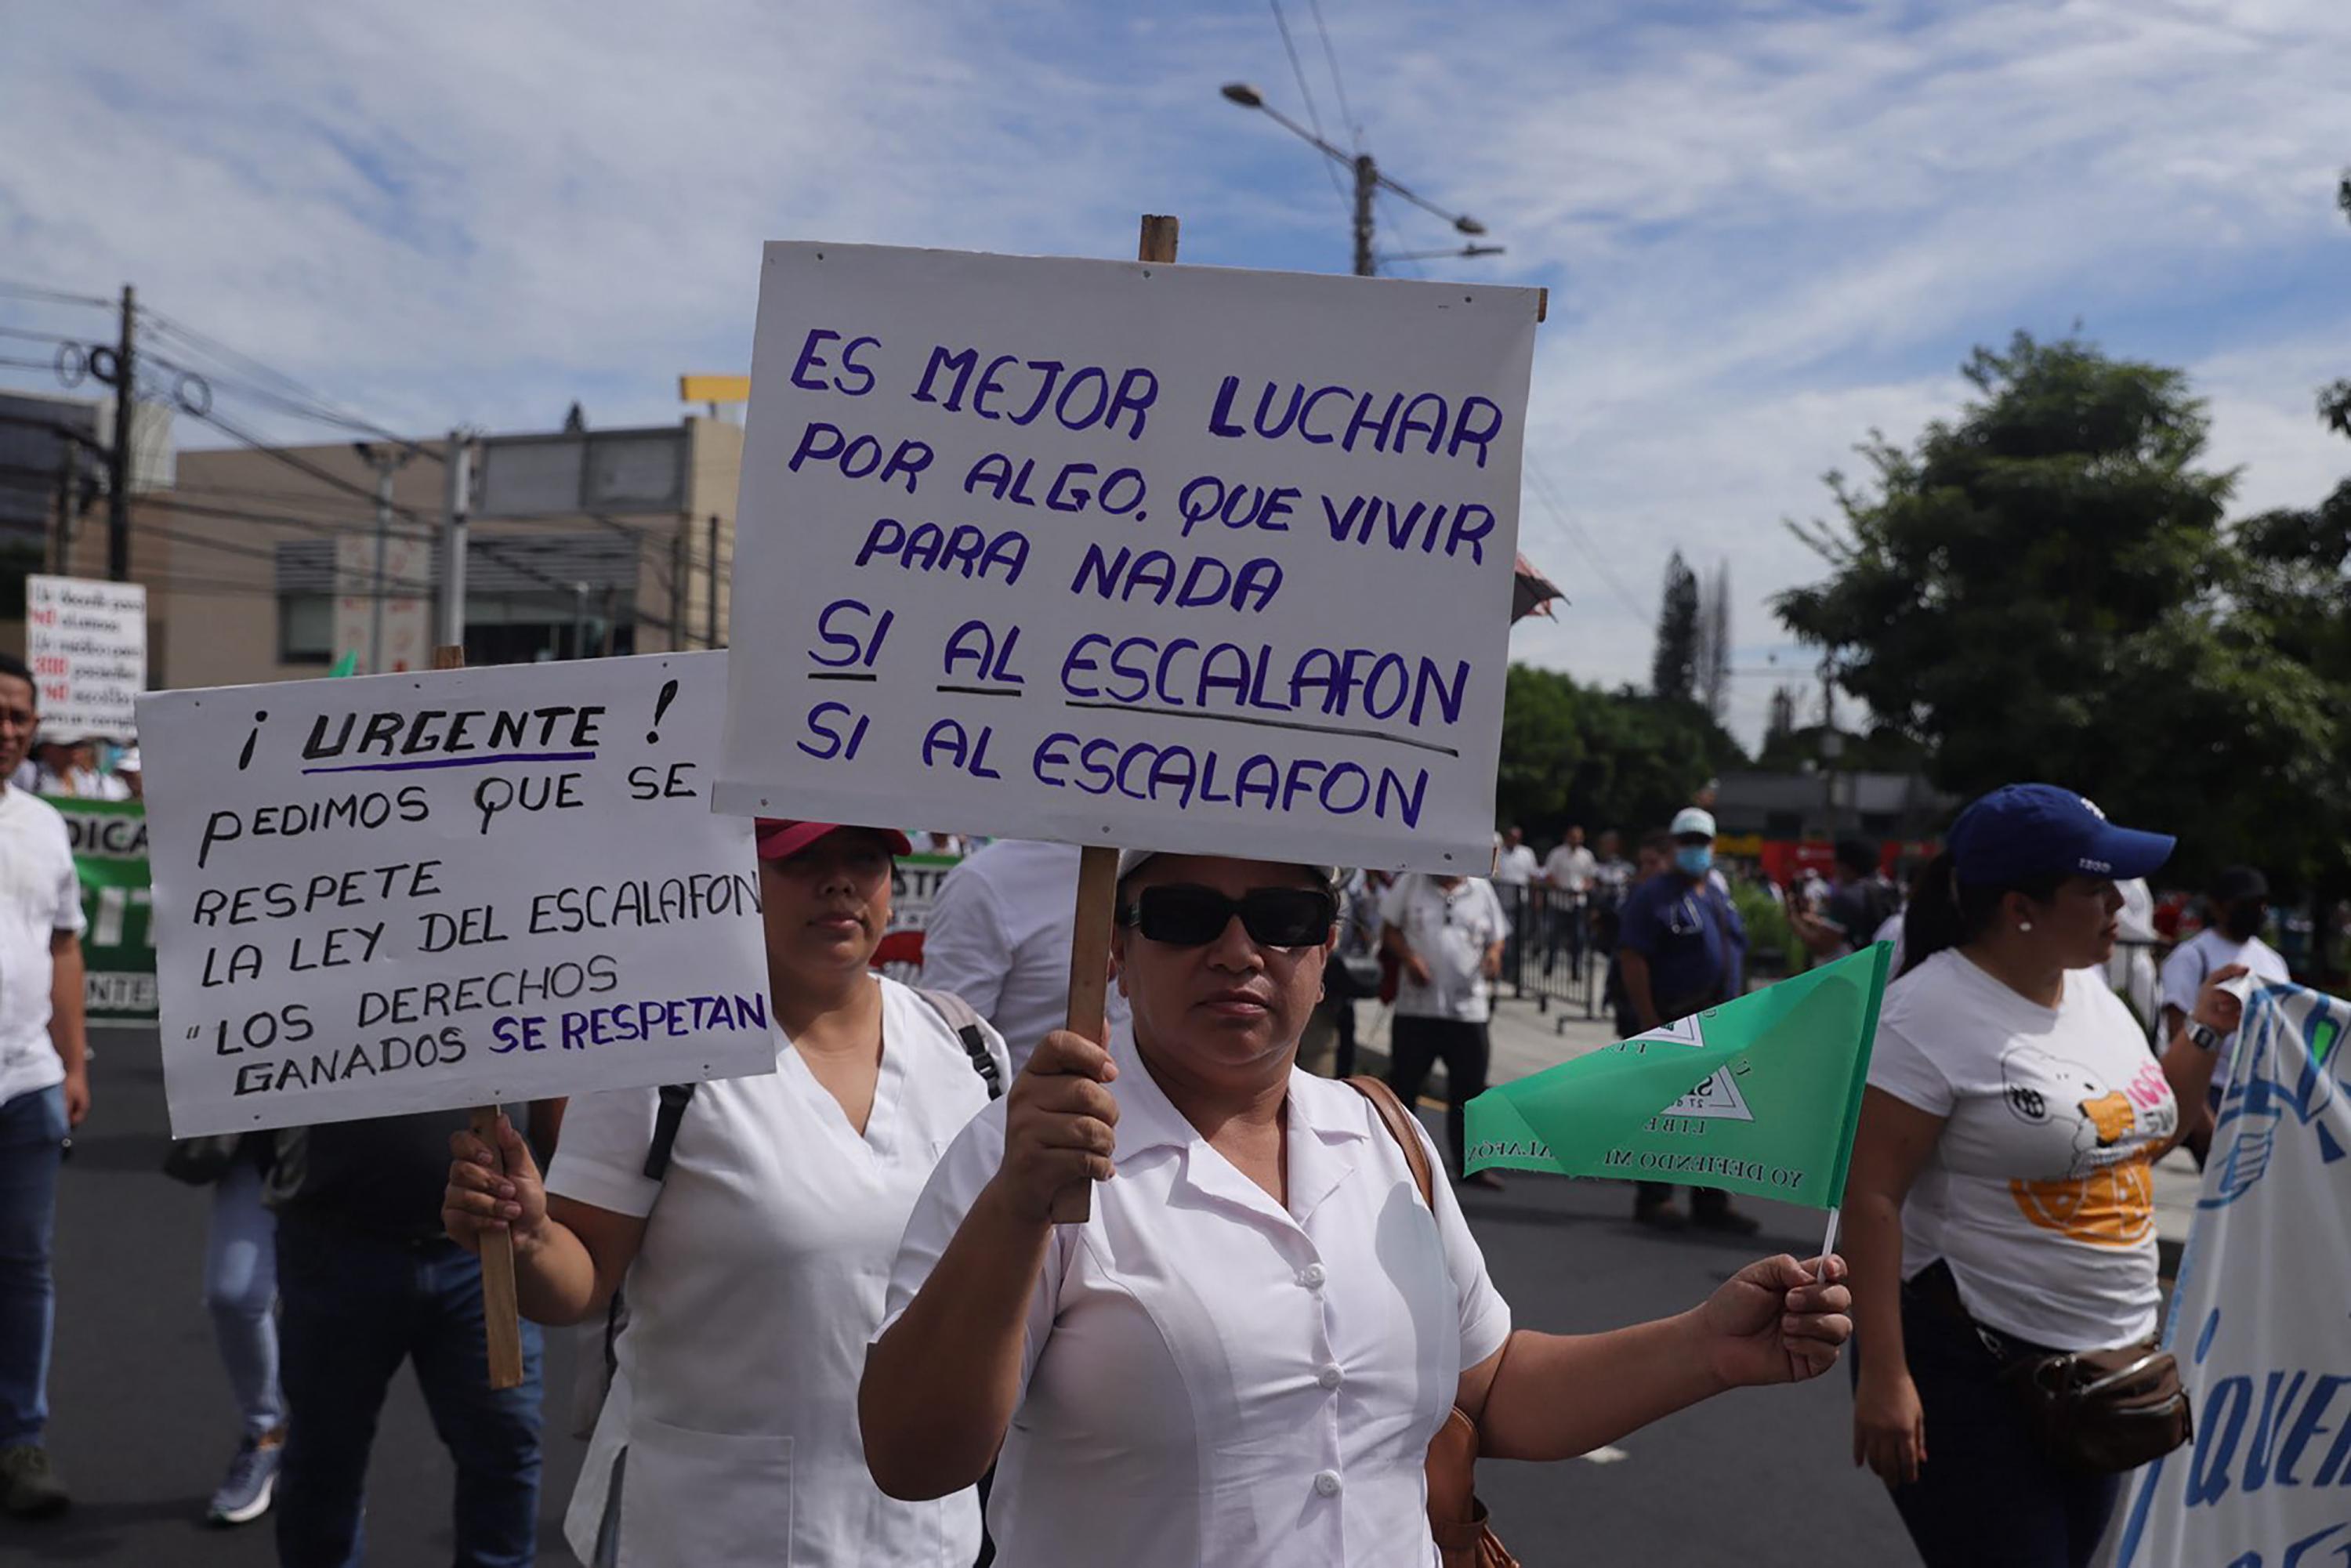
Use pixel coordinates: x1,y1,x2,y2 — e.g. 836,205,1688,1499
753,820,912,861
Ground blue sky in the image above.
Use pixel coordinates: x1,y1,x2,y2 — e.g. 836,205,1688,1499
4,0,2347,743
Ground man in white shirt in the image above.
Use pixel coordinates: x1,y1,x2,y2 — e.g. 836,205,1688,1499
1382,873,1509,1188
919,839,1131,1076
1492,827,1538,888
1539,825,1598,972
2162,866,2291,1154
0,655,91,1519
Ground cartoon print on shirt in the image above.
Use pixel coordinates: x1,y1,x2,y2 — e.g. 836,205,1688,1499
1998,1044,2175,1247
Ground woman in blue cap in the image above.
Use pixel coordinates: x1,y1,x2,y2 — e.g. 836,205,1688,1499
1842,784,2247,1568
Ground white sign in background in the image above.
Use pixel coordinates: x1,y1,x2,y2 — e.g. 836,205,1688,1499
2104,982,2351,1568
27,574,146,738
717,244,1541,875
138,650,774,1136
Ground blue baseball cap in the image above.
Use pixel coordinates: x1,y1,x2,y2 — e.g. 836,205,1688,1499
1946,784,2174,886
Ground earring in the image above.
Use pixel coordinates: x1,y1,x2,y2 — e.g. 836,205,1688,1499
2019,921,2034,933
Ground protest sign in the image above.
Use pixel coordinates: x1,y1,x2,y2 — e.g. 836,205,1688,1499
2105,982,2351,1568
1465,943,1890,1207
715,240,1542,875
50,797,157,1024
27,574,146,737
136,650,773,1138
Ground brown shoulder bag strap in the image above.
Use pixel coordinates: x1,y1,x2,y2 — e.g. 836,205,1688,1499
1345,1075,1435,1209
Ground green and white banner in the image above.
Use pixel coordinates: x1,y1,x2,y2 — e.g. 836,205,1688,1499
49,796,157,1024
1466,943,1891,1208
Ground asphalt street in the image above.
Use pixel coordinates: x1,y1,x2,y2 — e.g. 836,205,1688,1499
16,1029,1920,1566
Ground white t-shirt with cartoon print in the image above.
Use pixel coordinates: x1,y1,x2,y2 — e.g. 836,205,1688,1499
1868,948,2179,1349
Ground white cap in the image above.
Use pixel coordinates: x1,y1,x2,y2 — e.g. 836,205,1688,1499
114,747,140,773
1670,807,1717,840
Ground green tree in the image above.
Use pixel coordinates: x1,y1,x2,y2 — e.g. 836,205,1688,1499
1497,663,1744,842
1775,332,2348,885
1650,551,1700,704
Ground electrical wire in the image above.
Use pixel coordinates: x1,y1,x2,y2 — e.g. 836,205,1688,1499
1304,0,1362,151
1270,0,1354,217
0,281,111,310
1522,452,1647,620
136,307,437,461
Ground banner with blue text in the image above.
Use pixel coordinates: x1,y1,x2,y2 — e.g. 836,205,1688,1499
137,651,773,1138
715,243,1541,873
2105,982,2351,1568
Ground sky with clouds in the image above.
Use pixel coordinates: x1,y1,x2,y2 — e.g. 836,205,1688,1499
4,0,2346,743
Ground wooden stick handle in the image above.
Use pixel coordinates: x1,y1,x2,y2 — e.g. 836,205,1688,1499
471,1103,528,1390
433,642,525,1390
1049,843,1121,1225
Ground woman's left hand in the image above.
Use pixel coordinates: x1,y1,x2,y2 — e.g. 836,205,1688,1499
1692,1253,1852,1389
2193,963,2249,1034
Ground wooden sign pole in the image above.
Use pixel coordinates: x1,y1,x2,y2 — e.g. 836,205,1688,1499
433,642,527,1390
1046,214,1179,1227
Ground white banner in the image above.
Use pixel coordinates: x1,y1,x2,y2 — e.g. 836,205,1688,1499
2106,983,2351,1568
716,242,1540,875
26,574,146,738
137,650,774,1137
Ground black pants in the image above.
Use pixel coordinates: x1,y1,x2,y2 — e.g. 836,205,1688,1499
1856,1269,2122,1568
1386,1016,1489,1180
1632,990,1732,1214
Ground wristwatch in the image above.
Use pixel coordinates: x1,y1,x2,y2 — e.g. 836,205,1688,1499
2186,1021,2222,1054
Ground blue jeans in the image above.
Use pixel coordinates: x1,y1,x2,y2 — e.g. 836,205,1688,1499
274,1216,542,1568
205,1149,283,1438
0,1084,66,1448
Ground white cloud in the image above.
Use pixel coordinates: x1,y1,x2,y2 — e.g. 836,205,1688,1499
4,0,2346,751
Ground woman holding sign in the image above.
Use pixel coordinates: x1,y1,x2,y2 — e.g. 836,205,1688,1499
441,820,1008,1567
863,849,1852,1567
1845,785,2245,1568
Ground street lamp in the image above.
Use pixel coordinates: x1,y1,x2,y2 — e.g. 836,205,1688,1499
1219,81,1494,277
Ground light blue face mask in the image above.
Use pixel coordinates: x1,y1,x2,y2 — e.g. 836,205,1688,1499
1675,844,1714,878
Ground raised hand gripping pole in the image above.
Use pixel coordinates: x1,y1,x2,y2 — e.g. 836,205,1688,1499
433,643,527,1390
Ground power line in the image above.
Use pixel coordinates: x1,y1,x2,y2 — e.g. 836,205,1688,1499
1269,0,1353,216
1521,453,1647,620
136,307,437,461
0,280,111,310
1304,0,1361,151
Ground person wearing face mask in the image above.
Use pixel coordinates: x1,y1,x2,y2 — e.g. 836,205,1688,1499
1844,786,2248,1568
2159,865,2289,1157
441,821,1009,1567
862,849,1855,1567
1616,808,1754,1233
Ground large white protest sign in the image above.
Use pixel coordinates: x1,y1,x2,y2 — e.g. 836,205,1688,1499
715,243,1541,874
137,650,774,1137
2104,982,2351,1568
27,574,146,738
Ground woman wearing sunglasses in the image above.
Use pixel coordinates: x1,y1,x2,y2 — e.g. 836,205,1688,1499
864,849,1853,1566
441,821,1009,1567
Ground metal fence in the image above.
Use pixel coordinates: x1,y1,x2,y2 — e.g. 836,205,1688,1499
1494,883,1601,1027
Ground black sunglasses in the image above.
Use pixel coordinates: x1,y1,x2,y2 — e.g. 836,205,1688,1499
1118,884,1338,949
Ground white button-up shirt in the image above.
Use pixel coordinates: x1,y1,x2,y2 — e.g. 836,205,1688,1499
882,1030,1513,1567
0,788,85,1108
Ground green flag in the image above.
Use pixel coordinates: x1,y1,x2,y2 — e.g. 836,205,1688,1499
328,651,359,677
1465,942,1893,1208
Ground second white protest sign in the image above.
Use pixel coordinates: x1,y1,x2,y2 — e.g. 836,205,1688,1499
139,650,773,1137
716,243,1541,873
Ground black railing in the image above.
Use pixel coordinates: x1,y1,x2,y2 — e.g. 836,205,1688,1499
1494,884,1600,1026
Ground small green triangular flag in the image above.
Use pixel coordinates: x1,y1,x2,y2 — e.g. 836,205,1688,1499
1465,942,1892,1209
328,651,359,678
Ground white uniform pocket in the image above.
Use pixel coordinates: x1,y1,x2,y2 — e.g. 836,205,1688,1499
618,1417,794,1566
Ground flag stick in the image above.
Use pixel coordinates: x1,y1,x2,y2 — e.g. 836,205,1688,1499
1817,1205,1841,1284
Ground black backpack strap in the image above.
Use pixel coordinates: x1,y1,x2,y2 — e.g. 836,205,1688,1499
641,1081,697,1180
918,987,1004,1100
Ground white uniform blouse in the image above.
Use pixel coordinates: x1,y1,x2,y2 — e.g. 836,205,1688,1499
882,1030,1514,1567
547,976,1009,1566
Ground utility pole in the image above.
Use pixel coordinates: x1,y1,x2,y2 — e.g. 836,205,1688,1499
440,431,471,651
107,284,135,582
355,443,415,674
705,514,721,649
671,527,688,650
1352,154,1377,277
